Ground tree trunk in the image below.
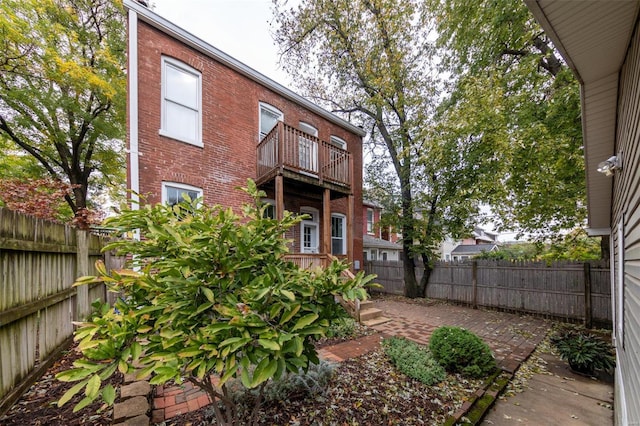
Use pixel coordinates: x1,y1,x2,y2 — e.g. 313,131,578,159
419,253,432,298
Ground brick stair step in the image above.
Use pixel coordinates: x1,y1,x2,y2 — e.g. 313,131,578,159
361,316,392,327
359,307,383,322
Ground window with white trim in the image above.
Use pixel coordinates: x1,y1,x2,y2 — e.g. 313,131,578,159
331,213,346,255
366,208,374,234
261,198,275,219
162,182,202,206
259,103,283,140
160,57,202,146
330,135,347,149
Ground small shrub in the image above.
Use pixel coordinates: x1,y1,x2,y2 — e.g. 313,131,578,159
326,317,358,339
551,331,615,374
429,326,496,378
382,336,446,385
226,361,336,411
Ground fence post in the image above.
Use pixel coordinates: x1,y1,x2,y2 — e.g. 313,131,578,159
76,230,89,320
584,262,592,329
472,260,478,309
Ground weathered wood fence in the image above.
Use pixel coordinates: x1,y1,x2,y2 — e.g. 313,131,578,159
365,259,611,327
0,209,123,416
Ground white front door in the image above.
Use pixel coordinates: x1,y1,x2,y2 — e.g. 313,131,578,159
301,221,319,253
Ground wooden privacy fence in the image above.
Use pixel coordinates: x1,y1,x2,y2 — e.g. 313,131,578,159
365,259,611,327
0,208,123,416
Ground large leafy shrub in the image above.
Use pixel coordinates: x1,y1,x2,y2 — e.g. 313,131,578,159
551,331,615,375
429,326,496,378
382,336,445,385
56,180,373,425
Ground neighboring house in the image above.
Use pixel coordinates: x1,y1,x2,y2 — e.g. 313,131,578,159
450,243,499,261
442,227,499,261
124,0,365,270
362,199,402,261
524,1,640,423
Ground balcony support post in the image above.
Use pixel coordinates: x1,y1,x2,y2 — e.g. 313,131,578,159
347,193,354,267
275,174,284,222
322,189,331,255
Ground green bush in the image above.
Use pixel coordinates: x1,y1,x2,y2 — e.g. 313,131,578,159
382,336,446,385
227,360,336,410
551,331,615,374
429,326,496,378
326,316,358,339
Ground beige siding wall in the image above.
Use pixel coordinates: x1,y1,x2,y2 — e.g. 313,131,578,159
613,18,640,425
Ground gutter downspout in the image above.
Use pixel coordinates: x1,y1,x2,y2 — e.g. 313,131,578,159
128,9,140,240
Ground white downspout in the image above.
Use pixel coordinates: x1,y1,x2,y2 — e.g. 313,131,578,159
128,9,140,240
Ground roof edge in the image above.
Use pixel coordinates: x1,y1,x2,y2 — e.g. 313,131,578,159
123,0,366,137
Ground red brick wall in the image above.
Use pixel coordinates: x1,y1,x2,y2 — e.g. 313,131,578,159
130,20,363,268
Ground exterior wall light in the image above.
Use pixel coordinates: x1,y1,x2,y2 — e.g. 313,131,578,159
597,154,622,176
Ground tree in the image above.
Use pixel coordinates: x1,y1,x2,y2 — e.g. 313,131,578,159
56,182,372,425
0,0,126,220
273,0,499,297
428,0,586,238
0,178,75,222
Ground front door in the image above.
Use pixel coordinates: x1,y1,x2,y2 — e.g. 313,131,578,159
301,221,319,253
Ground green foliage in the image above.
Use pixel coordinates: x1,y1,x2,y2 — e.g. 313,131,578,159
429,326,496,378
476,228,601,262
0,0,126,215
382,336,446,385
226,360,336,411
56,181,373,423
325,316,358,339
551,331,615,374
429,0,585,237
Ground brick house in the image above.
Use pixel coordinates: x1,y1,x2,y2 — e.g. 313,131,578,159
124,0,365,270
362,199,401,261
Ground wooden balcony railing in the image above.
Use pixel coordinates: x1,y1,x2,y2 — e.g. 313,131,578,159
257,122,352,188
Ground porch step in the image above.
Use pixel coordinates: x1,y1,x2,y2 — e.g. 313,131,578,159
361,316,392,327
359,307,384,322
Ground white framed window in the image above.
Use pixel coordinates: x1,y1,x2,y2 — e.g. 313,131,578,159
259,103,283,140
160,57,202,146
330,135,347,149
331,213,346,255
366,208,374,234
261,198,275,219
162,182,202,206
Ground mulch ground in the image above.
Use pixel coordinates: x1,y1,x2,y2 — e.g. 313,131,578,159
0,345,122,426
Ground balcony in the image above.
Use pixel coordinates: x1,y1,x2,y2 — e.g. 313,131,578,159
256,122,352,193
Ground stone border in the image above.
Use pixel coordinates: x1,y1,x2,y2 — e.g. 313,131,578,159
112,370,151,426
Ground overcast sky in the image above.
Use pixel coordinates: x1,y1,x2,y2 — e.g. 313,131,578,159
151,0,294,87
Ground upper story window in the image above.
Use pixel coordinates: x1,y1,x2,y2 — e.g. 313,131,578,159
259,103,283,140
160,57,202,147
330,135,347,149
162,182,202,206
366,208,374,234
299,121,318,137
